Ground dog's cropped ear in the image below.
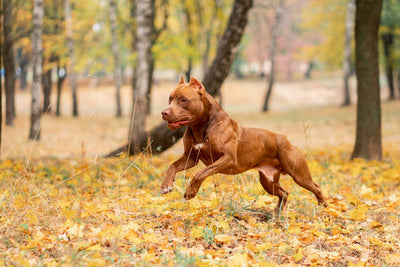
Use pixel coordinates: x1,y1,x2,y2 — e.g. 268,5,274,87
178,75,185,85
189,76,205,94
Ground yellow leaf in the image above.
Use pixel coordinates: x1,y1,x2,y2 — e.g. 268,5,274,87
87,252,106,267
228,253,248,267
256,242,273,252
348,205,369,221
369,220,382,228
367,236,385,247
86,244,102,251
215,234,231,245
124,229,142,244
190,228,203,239
66,223,84,238
142,233,158,243
293,248,303,262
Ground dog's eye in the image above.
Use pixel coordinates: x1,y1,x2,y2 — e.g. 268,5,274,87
180,98,187,103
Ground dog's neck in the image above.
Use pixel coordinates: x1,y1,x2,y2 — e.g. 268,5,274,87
188,92,223,144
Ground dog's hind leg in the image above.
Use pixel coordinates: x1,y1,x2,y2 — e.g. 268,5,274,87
278,142,327,206
257,166,289,213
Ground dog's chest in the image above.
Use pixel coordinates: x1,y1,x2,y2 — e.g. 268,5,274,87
191,140,221,165
193,143,204,150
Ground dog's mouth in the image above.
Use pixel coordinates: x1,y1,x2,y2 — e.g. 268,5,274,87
167,120,190,129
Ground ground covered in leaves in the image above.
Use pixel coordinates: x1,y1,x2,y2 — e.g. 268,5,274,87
1,147,399,266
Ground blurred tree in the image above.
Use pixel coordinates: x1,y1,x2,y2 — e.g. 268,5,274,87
381,0,400,100
16,47,29,90
106,0,253,157
342,0,355,106
351,0,382,160
299,0,347,69
55,66,67,117
181,0,195,81
64,0,78,117
2,0,16,126
262,0,285,112
153,0,228,77
0,14,2,158
110,0,122,117
129,0,154,154
42,67,52,113
42,0,66,114
29,0,43,140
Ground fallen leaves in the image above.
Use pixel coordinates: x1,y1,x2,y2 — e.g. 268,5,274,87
0,148,399,266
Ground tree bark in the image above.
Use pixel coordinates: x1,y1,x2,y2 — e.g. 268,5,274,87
106,0,253,157
17,47,29,90
29,0,44,140
351,0,383,161
182,1,194,81
2,0,16,126
42,68,52,113
342,0,355,106
56,66,66,117
0,22,3,159
262,0,285,112
65,0,78,117
398,70,400,98
128,0,154,154
110,0,123,117
382,32,395,100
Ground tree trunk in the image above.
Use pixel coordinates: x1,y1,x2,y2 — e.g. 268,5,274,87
106,0,253,157
17,48,29,90
29,0,44,140
145,57,154,115
382,32,395,100
42,68,52,113
262,0,285,112
65,0,78,117
342,0,355,106
351,0,383,161
110,0,123,117
56,66,66,117
398,70,400,98
202,0,253,95
0,31,3,159
2,0,16,126
182,2,194,81
128,0,154,154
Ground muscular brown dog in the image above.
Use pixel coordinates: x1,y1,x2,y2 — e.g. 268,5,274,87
161,76,327,212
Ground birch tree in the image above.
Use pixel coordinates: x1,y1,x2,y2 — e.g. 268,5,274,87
110,0,123,117
29,0,44,140
129,0,154,154
342,0,355,106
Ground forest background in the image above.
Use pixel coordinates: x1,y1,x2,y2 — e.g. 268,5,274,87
1,0,400,265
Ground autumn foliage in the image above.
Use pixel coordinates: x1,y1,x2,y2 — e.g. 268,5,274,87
0,143,399,266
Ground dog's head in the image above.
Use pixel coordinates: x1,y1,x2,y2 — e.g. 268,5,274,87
162,76,206,130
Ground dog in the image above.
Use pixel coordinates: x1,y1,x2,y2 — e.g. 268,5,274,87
161,76,327,212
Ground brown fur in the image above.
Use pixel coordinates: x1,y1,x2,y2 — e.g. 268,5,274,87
161,76,327,212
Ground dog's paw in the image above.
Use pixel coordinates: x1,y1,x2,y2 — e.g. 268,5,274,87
183,186,198,200
160,186,173,194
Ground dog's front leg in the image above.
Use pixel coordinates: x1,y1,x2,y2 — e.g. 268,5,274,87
161,154,198,194
184,155,233,199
